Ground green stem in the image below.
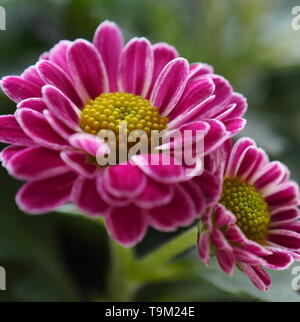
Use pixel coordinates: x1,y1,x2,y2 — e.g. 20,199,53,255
136,225,199,272
107,238,137,301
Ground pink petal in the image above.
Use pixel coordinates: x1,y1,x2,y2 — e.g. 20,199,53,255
0,145,26,167
15,108,69,150
270,207,300,226
42,85,81,131
223,118,246,136
226,225,248,243
239,263,271,291
93,21,124,92
220,93,247,120
60,150,97,179
43,110,75,141
134,178,174,209
198,230,210,265
48,40,72,75
106,204,148,247
6,147,69,180
72,176,109,216
264,182,299,209
203,120,228,155
240,240,272,257
21,66,45,88
235,146,259,179
253,161,287,191
226,137,256,177
37,60,83,107
96,174,131,207
188,63,213,79
103,162,147,198
0,115,35,146
216,248,235,275
192,170,222,206
1,76,41,103
16,172,77,214
147,42,178,97
181,180,205,214
214,204,236,227
263,248,294,270
131,153,187,183
17,98,47,113
268,229,300,251
211,228,231,250
67,39,108,101
147,185,196,231
69,133,109,157
167,95,215,129
169,76,215,120
245,147,269,182
150,58,189,116
195,75,233,119
232,246,266,265
118,37,153,97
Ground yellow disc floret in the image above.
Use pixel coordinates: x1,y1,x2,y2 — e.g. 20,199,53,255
220,177,270,244
79,92,168,136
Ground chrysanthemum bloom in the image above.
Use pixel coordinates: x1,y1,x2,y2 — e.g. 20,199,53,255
0,21,246,246
198,138,300,291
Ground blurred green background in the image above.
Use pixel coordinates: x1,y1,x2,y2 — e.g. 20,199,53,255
0,0,300,301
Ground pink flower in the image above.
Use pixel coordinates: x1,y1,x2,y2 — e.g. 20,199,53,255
198,138,300,291
0,21,246,247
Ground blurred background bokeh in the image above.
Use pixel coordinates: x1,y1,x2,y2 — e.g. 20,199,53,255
0,0,300,301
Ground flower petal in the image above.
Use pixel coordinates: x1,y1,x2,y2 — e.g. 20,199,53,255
150,58,189,116
37,60,83,107
239,263,271,291
48,40,72,75
192,170,222,206
93,21,124,92
17,98,47,113
103,162,147,198
0,145,26,167
216,248,235,275
106,204,148,247
268,229,300,251
69,133,109,157
67,39,108,101
147,185,196,231
131,153,187,183
60,150,97,179
147,42,178,97
169,76,215,119
7,147,69,180
198,230,210,265
215,204,236,227
0,115,35,146
72,176,109,216
42,85,81,131
15,108,69,150
134,178,173,209
1,76,41,103
16,172,77,214
263,248,294,270
118,37,153,97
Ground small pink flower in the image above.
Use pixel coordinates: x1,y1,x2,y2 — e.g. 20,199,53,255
0,21,246,247
198,138,300,291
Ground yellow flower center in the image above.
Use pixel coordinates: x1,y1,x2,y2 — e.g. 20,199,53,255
220,177,270,243
79,92,168,136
